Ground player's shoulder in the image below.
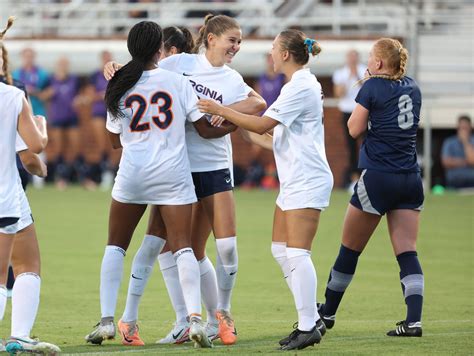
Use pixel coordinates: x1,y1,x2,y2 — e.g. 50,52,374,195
0,81,23,96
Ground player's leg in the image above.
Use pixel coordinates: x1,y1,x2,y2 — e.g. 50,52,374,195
64,125,81,184
47,126,63,189
386,209,423,337
85,199,146,345
0,231,15,321
271,206,291,289
279,208,322,350
159,204,211,348
201,189,238,345
191,203,219,340
119,206,166,346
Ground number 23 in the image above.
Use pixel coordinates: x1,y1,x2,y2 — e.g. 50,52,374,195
125,91,174,132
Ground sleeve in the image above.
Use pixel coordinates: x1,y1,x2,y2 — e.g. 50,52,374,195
159,54,180,72
106,111,122,134
15,134,28,153
441,138,455,159
232,71,253,102
355,79,375,111
182,79,203,123
263,85,305,127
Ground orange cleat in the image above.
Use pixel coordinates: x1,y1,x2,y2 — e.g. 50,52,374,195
118,319,145,346
216,310,237,345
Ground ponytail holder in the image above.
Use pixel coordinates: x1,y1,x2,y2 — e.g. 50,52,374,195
304,38,316,53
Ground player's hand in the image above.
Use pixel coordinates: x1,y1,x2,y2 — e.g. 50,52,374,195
104,61,122,80
198,99,222,116
210,115,226,127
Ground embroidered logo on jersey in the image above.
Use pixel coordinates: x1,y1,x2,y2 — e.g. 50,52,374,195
189,80,223,103
270,107,280,113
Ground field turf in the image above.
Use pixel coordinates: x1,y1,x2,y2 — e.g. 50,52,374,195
1,187,472,355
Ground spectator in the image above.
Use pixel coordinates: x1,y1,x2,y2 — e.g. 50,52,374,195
441,115,474,188
42,56,80,190
332,49,366,189
12,47,49,117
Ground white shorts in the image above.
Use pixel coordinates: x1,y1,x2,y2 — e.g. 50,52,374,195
276,185,332,211
0,189,33,234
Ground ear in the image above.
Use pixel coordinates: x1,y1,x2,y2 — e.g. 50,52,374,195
376,59,383,70
207,32,215,46
170,46,178,55
282,50,290,62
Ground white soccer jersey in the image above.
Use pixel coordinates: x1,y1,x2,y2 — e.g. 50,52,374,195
264,68,334,210
106,67,203,205
0,83,25,220
16,135,28,152
160,53,252,172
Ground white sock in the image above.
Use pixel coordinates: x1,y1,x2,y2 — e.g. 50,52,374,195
0,285,7,321
215,236,238,311
100,245,126,319
271,242,292,290
158,252,188,324
174,248,201,318
11,273,41,338
122,235,166,322
287,247,317,332
199,257,218,324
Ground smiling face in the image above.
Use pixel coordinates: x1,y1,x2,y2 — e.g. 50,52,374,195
207,27,242,64
270,35,285,73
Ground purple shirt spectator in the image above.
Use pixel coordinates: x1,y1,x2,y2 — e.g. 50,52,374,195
90,70,108,118
48,74,79,124
258,72,285,108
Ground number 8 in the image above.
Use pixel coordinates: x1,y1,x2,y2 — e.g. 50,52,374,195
397,94,414,129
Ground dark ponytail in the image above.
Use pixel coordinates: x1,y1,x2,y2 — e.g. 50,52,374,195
105,21,163,119
163,26,194,54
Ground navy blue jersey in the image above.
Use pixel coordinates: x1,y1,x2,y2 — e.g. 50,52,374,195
355,76,422,173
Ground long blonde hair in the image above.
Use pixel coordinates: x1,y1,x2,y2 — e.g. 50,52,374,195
369,37,408,81
0,16,15,85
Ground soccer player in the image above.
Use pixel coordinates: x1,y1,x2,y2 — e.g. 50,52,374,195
85,20,239,348
104,15,266,346
197,29,333,350
317,38,425,337
0,17,59,355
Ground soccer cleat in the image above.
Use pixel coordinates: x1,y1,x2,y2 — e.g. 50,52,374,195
189,317,213,348
279,319,326,346
279,325,321,351
216,309,237,345
5,336,61,355
387,320,422,337
206,322,220,341
317,303,336,329
118,319,145,346
156,321,190,344
85,320,116,345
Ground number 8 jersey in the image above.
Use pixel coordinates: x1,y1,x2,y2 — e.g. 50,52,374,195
355,76,422,173
106,67,203,205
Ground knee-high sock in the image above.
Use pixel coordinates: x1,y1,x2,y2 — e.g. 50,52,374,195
100,245,126,319
397,251,424,323
122,235,166,322
158,252,188,323
199,257,218,324
0,285,7,321
323,244,361,317
271,242,292,290
11,273,41,338
215,236,238,311
287,247,317,332
174,248,201,318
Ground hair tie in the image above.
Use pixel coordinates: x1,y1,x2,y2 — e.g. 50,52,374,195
304,38,316,53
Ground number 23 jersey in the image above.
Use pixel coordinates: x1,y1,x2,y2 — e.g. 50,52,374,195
106,67,203,205
356,76,422,173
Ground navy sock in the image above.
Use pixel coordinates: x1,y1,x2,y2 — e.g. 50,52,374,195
323,244,361,316
397,251,424,324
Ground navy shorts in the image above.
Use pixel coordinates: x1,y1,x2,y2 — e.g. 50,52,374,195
192,168,233,200
49,117,79,129
350,169,424,215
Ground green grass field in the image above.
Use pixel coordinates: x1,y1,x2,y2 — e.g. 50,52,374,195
1,188,473,355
